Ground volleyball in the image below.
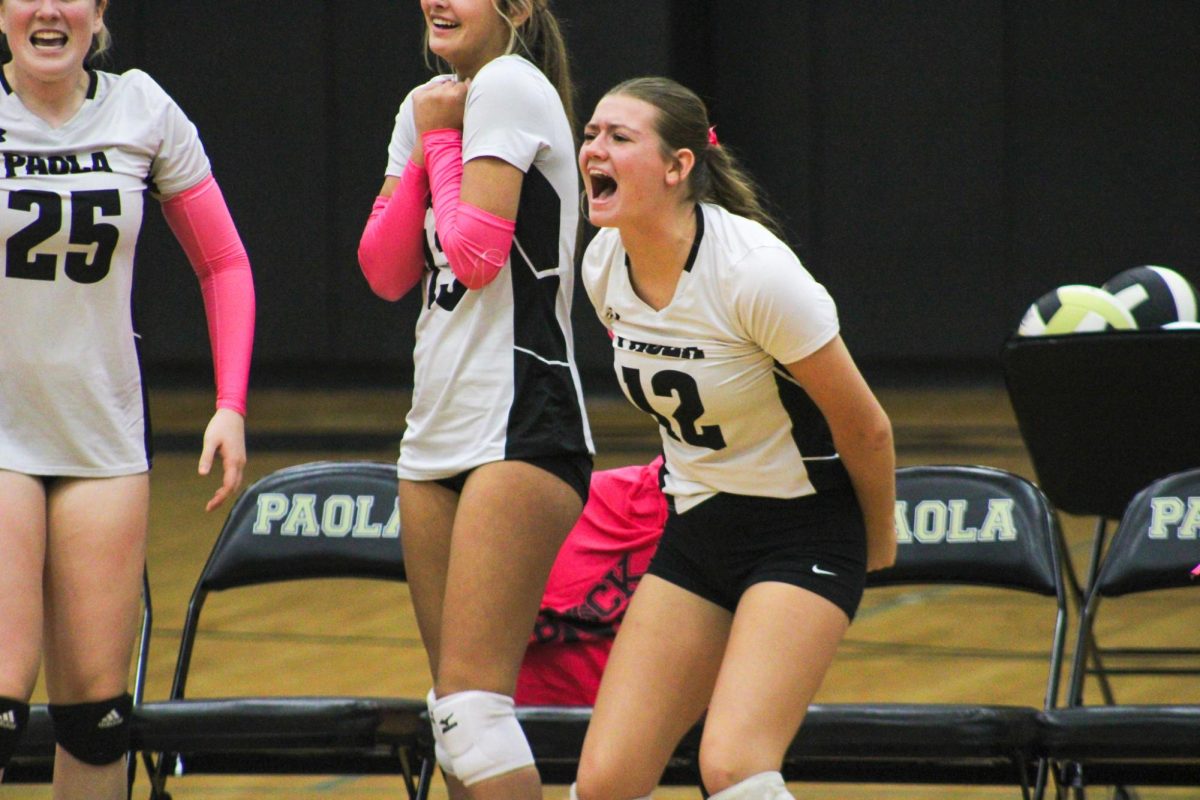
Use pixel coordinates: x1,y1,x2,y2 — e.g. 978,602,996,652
1017,284,1137,336
1101,265,1199,328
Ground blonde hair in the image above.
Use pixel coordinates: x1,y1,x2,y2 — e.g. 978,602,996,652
423,0,577,133
605,76,781,236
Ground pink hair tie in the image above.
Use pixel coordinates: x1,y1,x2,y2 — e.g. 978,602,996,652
707,125,719,147
1191,563,1200,578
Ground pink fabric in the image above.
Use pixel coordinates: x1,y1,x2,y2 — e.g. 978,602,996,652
357,159,430,301
516,457,666,706
1191,563,1200,577
161,175,255,415
422,128,516,290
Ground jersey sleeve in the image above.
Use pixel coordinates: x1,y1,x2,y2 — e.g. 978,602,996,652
581,229,621,331
385,75,455,177
385,89,419,177
133,71,211,199
732,244,840,364
461,57,552,172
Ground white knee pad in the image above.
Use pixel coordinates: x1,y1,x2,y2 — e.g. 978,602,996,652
425,688,456,778
570,783,652,800
708,771,793,800
430,690,533,787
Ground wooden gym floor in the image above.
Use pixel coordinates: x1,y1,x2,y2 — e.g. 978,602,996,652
8,384,1198,799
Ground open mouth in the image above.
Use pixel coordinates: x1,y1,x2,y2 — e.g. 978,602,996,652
589,172,617,201
430,18,460,31
31,31,69,49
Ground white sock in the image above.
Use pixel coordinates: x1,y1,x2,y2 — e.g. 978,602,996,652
707,771,793,800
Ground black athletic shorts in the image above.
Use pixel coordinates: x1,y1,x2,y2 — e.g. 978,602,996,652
433,453,593,506
647,487,867,620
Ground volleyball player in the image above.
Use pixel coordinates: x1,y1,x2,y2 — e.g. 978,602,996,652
572,77,896,800
0,1,255,797
357,2,592,798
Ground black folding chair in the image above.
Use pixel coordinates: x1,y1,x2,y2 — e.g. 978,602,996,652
1039,466,1200,798
520,465,1069,799
142,461,433,800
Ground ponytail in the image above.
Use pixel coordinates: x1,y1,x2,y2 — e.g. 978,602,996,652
698,139,780,236
605,77,782,236
501,0,577,134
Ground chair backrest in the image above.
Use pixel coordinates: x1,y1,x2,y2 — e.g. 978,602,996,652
197,460,404,592
874,465,1064,597
170,461,404,699
1001,330,1200,519
870,464,1069,711
1066,466,1200,706
1092,466,1200,599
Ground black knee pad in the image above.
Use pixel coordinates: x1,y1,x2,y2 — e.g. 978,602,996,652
0,697,31,769
48,693,132,766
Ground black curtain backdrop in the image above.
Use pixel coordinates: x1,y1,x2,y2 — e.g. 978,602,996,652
96,1,1197,392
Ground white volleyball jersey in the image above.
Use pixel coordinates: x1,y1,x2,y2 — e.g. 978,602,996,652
583,203,849,512
0,69,210,477
384,55,592,479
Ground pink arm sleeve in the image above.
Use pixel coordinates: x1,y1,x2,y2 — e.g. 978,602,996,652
161,175,255,415
357,158,430,301
422,128,517,291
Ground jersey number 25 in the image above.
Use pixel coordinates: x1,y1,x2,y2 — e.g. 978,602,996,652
5,189,120,284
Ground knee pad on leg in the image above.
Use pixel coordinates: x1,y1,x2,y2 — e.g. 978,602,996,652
0,697,31,769
426,688,457,778
430,690,533,787
48,693,132,766
708,771,793,800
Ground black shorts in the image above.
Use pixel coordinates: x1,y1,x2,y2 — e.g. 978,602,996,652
433,453,593,506
647,488,867,621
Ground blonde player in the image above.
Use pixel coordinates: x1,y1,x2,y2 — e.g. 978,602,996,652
357,2,591,798
0,2,254,797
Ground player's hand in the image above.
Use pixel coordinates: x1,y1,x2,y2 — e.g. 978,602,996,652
198,407,246,512
414,78,469,135
866,523,898,572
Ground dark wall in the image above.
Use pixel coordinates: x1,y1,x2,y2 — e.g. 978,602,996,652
102,1,1198,389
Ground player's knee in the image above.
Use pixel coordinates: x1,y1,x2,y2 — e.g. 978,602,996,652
429,690,533,787
571,781,652,800
0,697,31,769
575,751,655,800
705,770,794,800
47,693,132,766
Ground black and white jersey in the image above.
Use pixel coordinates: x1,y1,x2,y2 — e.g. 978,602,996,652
384,55,593,478
0,69,209,477
583,203,850,512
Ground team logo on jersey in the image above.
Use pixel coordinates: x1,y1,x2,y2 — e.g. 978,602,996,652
614,335,706,360
2,150,113,178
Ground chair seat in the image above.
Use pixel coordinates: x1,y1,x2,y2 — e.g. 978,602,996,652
140,697,426,750
3,697,430,784
517,703,1041,786
796,703,1040,758
1039,705,1200,760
